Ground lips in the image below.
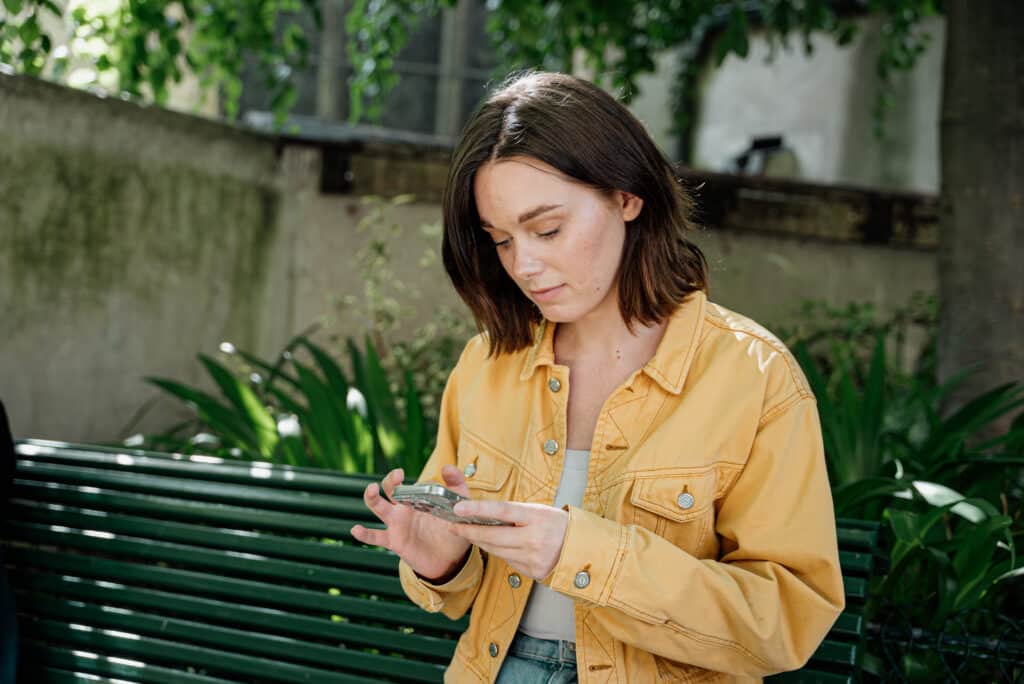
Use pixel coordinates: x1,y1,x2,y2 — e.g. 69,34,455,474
530,284,564,302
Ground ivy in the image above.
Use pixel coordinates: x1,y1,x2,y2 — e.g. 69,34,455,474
1,0,320,125
0,0,942,137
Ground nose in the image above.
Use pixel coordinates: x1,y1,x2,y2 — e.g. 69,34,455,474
510,240,544,281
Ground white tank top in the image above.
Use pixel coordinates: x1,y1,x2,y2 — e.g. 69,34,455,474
517,448,591,642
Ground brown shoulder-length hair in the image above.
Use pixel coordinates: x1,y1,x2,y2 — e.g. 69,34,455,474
442,70,708,356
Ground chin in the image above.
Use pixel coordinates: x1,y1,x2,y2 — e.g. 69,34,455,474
537,304,581,324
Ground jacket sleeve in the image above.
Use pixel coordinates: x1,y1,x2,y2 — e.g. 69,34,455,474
397,339,487,621
538,393,845,676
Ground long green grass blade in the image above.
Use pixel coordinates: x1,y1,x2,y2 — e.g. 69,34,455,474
198,355,278,458
298,337,361,454
292,359,358,472
403,369,426,476
145,377,258,453
234,348,301,391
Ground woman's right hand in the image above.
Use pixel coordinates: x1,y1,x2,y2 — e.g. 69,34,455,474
351,464,473,583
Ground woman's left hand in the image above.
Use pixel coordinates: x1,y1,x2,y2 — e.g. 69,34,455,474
448,501,569,581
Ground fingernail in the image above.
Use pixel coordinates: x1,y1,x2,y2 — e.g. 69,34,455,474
453,502,469,516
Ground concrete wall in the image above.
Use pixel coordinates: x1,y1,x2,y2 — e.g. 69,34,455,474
691,15,945,193
0,73,297,442
1,72,937,444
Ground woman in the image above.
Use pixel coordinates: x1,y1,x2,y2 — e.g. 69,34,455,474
351,71,844,683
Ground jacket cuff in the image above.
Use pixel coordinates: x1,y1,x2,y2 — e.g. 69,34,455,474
540,505,628,605
398,545,484,612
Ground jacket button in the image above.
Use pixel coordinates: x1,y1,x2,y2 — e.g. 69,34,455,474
543,439,559,455
548,377,562,392
573,571,591,589
489,642,499,657
463,463,477,478
508,573,522,588
677,492,695,510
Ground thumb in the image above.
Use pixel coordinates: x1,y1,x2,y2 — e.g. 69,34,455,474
441,464,471,497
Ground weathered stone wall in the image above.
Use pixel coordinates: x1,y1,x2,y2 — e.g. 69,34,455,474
0,73,297,442
0,73,937,444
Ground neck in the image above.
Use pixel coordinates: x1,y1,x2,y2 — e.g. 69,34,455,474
553,298,667,368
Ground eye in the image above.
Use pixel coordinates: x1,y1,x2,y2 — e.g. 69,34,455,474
493,238,511,249
538,228,560,239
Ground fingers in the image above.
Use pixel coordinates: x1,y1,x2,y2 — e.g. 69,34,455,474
447,522,523,549
350,523,386,547
363,480,396,524
453,500,530,525
379,468,405,503
440,464,470,496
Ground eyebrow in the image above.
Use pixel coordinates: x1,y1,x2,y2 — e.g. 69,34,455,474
480,204,563,230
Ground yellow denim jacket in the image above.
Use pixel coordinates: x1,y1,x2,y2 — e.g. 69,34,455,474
398,291,845,683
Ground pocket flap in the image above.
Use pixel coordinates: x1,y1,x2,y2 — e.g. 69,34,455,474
630,468,717,523
457,432,513,492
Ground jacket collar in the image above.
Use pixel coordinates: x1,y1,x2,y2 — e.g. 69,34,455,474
518,290,707,395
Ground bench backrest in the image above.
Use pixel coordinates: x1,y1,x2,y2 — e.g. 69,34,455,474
3,440,879,683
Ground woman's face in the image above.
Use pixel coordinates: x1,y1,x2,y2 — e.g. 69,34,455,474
473,156,643,324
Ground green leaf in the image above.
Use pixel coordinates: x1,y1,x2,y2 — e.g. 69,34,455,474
833,476,904,514
951,515,1013,610
292,359,358,471
18,15,39,44
233,347,301,391
272,434,307,467
403,368,426,476
198,354,278,458
994,564,1024,584
906,481,993,523
145,377,258,453
2,0,23,15
297,337,361,458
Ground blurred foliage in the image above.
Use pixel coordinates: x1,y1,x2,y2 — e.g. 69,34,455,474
2,0,941,135
1,0,320,124
784,293,1024,679
325,193,473,431
136,332,432,476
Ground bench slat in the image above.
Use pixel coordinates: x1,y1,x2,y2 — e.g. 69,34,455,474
835,523,880,551
22,643,234,683
16,441,382,493
806,638,857,667
19,616,391,684
6,547,467,633
836,549,873,575
842,575,867,601
829,611,864,640
16,571,457,659
765,668,853,684
12,478,380,539
18,593,448,682
8,521,406,597
16,461,370,518
10,499,397,572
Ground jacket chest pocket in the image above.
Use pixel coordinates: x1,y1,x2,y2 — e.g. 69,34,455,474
456,431,515,500
629,468,718,556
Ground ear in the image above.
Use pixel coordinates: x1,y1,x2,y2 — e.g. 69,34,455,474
618,191,644,222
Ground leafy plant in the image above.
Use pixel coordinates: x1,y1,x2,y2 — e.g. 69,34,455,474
1,0,319,125
787,298,1024,679
136,331,431,476
3,0,942,136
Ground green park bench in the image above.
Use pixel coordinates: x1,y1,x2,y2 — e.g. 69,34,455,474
2,439,882,683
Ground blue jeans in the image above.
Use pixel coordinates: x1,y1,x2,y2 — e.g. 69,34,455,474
495,631,578,684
